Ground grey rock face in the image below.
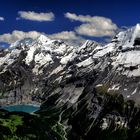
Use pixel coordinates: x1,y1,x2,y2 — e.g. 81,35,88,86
1,24,140,106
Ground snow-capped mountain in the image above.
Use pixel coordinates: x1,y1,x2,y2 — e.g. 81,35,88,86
1,24,140,106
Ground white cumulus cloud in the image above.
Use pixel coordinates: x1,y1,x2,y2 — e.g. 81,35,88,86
0,30,42,44
17,11,55,22
0,17,4,21
75,23,117,37
48,31,79,40
65,12,118,37
48,31,85,46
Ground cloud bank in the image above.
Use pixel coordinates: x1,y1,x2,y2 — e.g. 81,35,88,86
0,30,84,46
0,12,118,46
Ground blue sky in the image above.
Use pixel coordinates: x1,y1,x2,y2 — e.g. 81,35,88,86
0,0,140,46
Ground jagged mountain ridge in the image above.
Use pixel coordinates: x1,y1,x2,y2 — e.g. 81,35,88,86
1,24,140,106
0,33,101,105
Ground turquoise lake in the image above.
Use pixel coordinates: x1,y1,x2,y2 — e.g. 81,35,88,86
1,104,40,113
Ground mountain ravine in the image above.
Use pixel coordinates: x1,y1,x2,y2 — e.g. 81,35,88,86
1,24,140,139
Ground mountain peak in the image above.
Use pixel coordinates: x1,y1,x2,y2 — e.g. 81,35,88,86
36,34,51,44
132,23,140,40
135,23,140,30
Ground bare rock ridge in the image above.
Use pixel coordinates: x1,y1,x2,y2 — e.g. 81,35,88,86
1,24,140,105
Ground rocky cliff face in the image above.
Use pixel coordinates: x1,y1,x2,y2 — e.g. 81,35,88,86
0,33,100,105
1,24,140,105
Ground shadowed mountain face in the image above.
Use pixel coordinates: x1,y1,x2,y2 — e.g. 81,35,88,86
1,24,140,139
1,24,140,105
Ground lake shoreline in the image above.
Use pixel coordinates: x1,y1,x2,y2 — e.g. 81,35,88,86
0,104,40,113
